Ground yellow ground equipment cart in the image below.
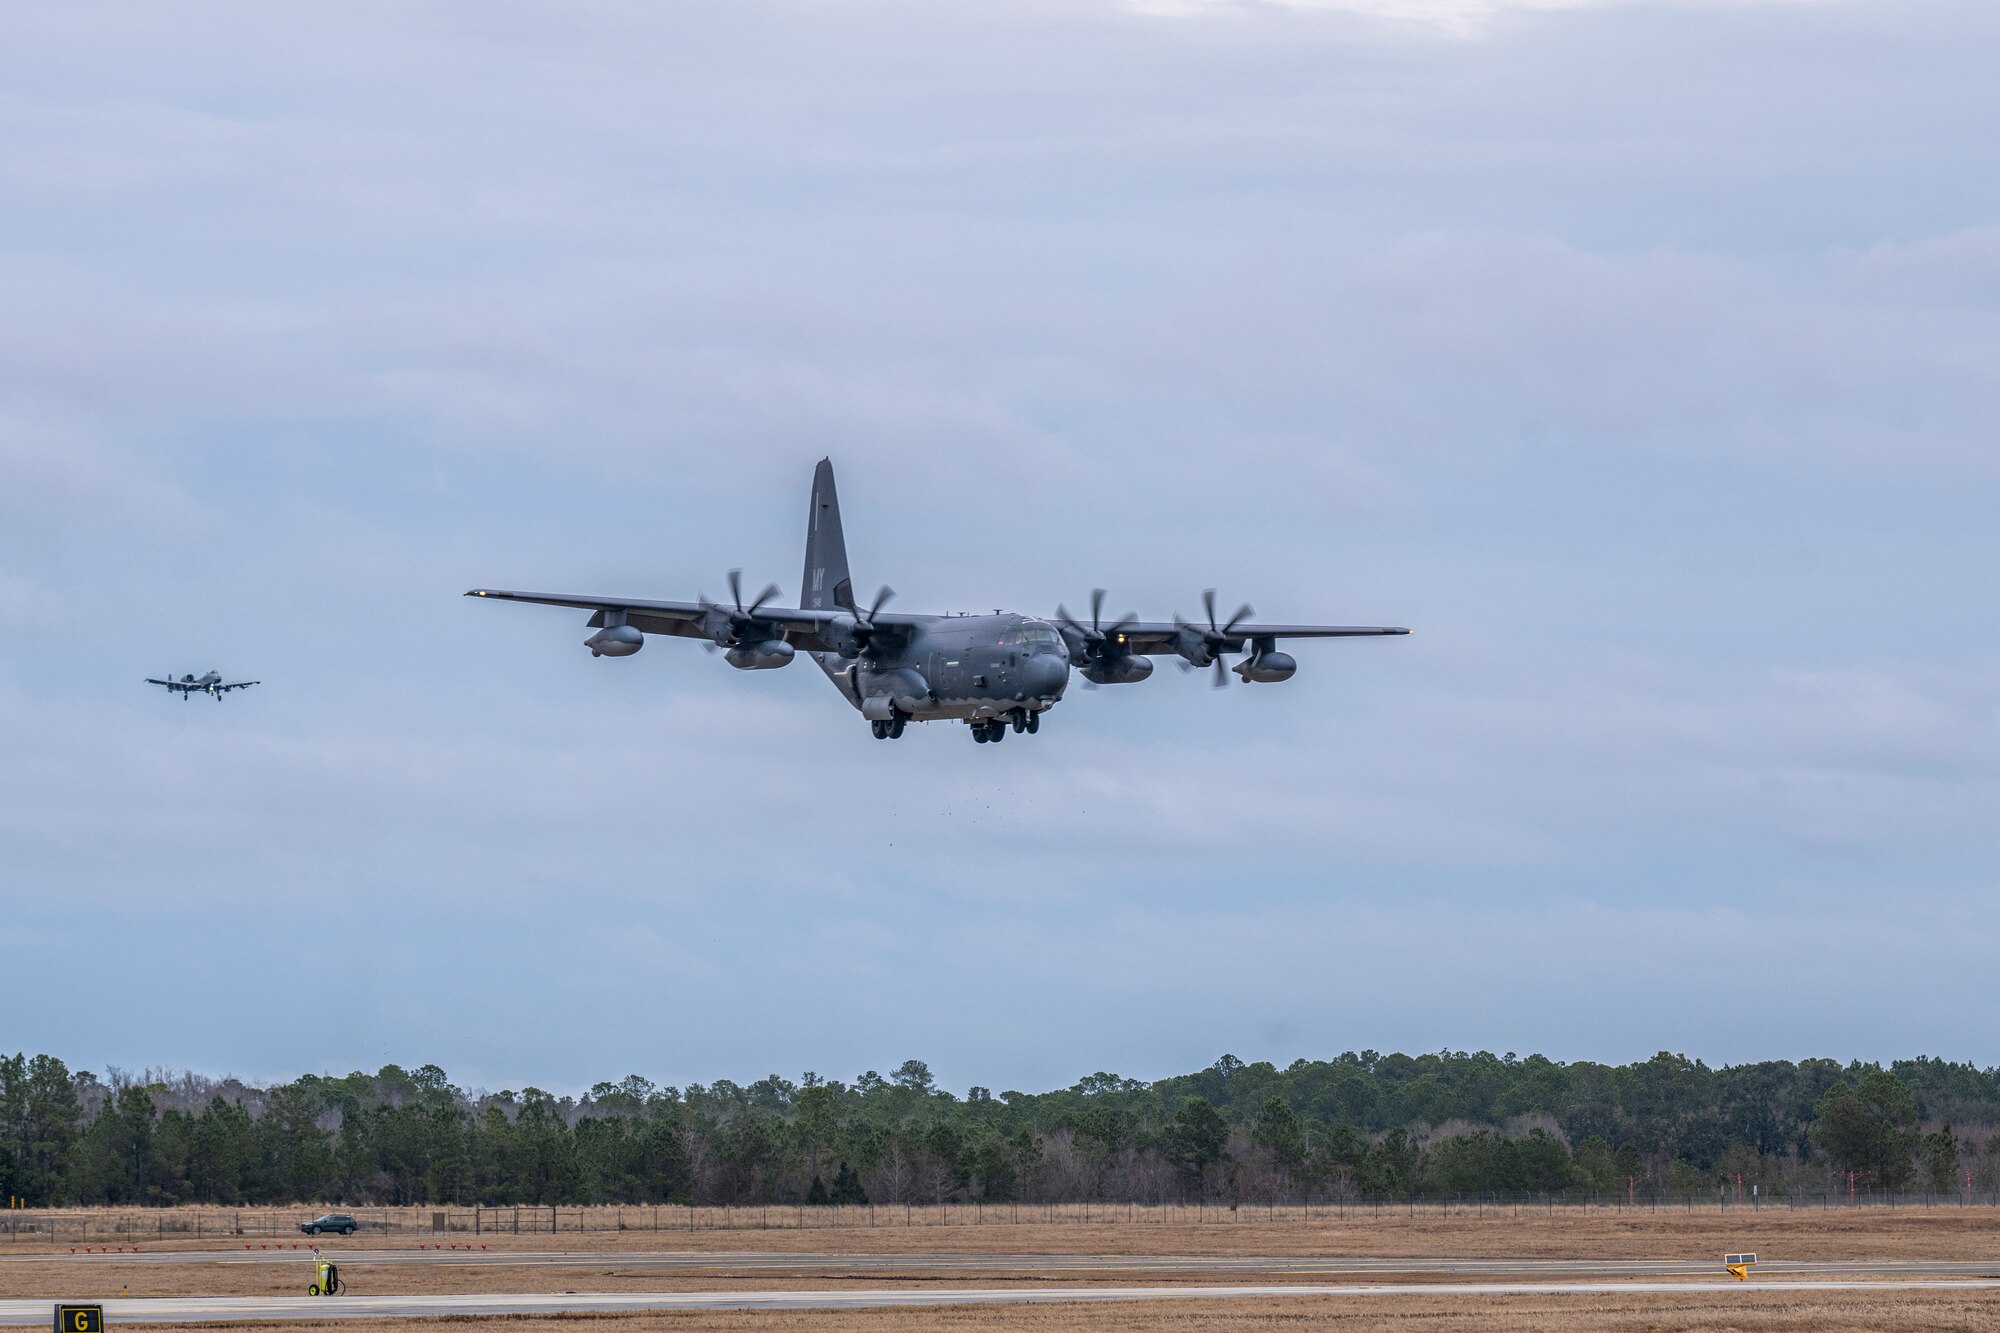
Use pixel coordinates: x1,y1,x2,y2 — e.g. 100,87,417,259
307,1249,344,1296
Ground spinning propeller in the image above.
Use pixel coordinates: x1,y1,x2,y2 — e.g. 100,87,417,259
698,568,782,650
835,584,896,658
1056,589,1138,686
1174,588,1254,687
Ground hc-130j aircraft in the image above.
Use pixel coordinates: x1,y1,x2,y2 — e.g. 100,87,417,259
469,460,1407,743
147,671,259,700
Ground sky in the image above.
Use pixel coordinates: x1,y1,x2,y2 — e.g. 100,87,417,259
2,0,1996,1098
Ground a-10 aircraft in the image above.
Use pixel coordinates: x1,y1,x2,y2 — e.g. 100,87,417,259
469,460,1407,743
147,671,259,700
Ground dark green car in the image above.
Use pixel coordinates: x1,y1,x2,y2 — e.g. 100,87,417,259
300,1213,357,1236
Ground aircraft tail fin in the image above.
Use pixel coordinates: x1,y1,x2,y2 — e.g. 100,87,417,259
801,458,854,612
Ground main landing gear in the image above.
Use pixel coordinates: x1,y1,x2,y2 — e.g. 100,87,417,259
971,710,1040,743
870,712,907,740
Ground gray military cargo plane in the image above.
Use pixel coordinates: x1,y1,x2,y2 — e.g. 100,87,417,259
147,671,259,700
468,460,1407,743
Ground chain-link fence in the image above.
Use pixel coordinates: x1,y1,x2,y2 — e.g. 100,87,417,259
4,1190,1999,1243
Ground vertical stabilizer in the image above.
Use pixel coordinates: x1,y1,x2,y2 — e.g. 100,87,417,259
801,458,854,611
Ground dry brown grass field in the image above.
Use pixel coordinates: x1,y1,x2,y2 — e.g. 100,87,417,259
7,1204,1999,1262
76,1289,2000,1332
7,1205,1997,1330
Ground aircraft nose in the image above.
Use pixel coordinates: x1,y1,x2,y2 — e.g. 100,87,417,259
1025,652,1069,700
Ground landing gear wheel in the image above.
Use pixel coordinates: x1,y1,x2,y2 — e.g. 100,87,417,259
1026,712,1040,734
972,725,989,743
870,720,886,739
888,715,906,739
989,722,1005,742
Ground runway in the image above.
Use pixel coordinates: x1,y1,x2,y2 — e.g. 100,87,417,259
6,1279,2000,1324
9,1248,2000,1280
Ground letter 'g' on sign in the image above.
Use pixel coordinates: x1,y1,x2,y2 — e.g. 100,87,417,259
54,1305,104,1332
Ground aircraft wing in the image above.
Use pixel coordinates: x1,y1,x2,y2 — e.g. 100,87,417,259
1109,622,1410,654
217,681,259,692
465,588,925,652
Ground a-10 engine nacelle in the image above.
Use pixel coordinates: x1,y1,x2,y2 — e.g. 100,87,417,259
585,625,644,658
725,639,796,670
1234,649,1297,683
1083,655,1154,686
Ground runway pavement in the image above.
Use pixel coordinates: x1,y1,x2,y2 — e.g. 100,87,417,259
8,1248,2000,1280
6,1279,2000,1324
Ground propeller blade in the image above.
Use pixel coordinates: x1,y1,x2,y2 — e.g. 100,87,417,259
1224,603,1254,636
1212,657,1229,688
1090,588,1106,633
866,585,895,621
746,583,780,617
1203,588,1219,634
727,568,745,613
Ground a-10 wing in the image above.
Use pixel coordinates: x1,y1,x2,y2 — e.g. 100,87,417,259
464,589,925,652
215,680,259,692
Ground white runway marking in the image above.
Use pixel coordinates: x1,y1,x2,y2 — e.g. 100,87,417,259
5,1279,2000,1324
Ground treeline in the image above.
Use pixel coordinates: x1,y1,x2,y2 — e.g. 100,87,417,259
2,1050,1995,1208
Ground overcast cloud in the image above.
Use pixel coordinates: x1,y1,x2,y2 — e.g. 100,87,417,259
1,0,1995,1096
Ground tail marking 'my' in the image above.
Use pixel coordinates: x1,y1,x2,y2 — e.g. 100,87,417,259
801,458,853,612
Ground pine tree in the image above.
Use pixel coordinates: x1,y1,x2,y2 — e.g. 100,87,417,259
830,1160,868,1205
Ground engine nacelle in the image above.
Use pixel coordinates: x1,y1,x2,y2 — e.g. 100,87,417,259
585,625,644,658
1235,649,1297,683
858,667,930,720
724,639,796,670
825,614,872,659
1083,655,1154,686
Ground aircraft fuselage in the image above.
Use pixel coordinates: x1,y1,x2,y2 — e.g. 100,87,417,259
816,613,1071,724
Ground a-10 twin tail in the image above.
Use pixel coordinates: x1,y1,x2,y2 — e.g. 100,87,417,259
469,460,1407,744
